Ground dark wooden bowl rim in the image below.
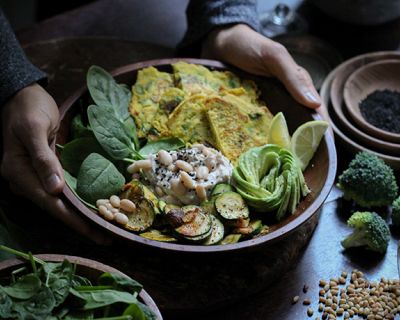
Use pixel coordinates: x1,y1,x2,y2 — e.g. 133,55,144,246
58,58,337,253
0,254,163,320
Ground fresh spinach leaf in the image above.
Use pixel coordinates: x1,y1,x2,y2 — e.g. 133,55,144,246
61,137,108,177
1,274,41,299
139,137,185,156
97,273,142,294
69,287,137,310
64,310,94,319
123,303,146,320
76,153,125,205
0,290,15,318
124,117,140,151
71,114,92,140
88,105,136,160
64,170,98,211
136,301,157,320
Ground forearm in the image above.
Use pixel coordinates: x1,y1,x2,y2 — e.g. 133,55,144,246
0,8,46,106
179,0,259,55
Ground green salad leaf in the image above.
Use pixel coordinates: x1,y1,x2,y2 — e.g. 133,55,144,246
139,137,185,156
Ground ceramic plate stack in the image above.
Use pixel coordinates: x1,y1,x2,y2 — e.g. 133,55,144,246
320,51,400,169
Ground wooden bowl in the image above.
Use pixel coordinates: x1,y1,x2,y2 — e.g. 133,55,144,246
0,254,163,320
320,54,400,170
330,52,400,154
343,59,400,142
56,58,336,253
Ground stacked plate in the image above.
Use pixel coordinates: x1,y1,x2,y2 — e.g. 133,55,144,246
320,51,400,169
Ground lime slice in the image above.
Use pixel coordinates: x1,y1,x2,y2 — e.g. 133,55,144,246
290,120,329,171
268,112,291,149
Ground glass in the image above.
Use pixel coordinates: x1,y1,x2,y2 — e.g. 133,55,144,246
259,3,307,38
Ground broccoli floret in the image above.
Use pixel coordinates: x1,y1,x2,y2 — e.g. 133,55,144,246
337,152,398,207
392,196,400,227
341,211,390,254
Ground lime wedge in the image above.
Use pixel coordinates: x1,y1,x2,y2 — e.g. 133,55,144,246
268,112,291,149
290,120,329,171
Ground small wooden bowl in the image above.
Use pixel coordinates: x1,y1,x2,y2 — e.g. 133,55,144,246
320,53,400,169
0,254,163,319
56,58,336,253
330,58,400,155
343,59,400,143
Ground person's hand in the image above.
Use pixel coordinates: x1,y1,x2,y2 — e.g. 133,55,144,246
1,83,109,244
201,24,321,109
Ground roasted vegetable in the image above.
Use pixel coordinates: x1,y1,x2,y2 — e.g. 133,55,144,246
215,191,249,220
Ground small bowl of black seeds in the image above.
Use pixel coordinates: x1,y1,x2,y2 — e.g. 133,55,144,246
343,59,400,143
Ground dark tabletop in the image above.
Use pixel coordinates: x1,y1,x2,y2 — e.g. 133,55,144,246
4,1,400,319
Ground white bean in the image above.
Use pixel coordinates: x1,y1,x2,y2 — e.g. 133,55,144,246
98,205,109,217
114,212,129,225
120,199,136,213
167,164,176,172
102,208,114,221
202,148,210,157
111,208,120,215
176,160,194,173
195,184,207,201
105,202,113,211
110,195,120,208
96,199,109,208
155,186,164,197
196,166,209,180
158,150,173,166
180,171,195,189
170,178,187,196
205,157,217,171
127,160,152,173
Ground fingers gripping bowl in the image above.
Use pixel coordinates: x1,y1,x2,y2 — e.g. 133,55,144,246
56,58,337,252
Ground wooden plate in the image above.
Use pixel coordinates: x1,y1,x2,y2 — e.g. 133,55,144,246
330,52,400,154
56,58,336,253
344,59,400,142
0,254,163,320
320,53,400,169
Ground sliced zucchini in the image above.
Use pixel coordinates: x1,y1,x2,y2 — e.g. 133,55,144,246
201,199,217,216
165,208,185,228
215,192,249,220
163,203,180,214
175,206,212,238
220,234,242,245
249,219,263,236
125,199,155,232
158,200,167,213
143,185,161,214
211,183,234,197
225,217,250,228
121,179,145,202
203,216,224,245
140,229,177,242
183,225,213,242
253,225,270,238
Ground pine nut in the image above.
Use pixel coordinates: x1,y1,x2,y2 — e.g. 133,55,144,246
195,184,207,201
196,166,209,180
171,178,187,196
176,160,193,173
127,160,152,173
180,171,195,189
120,199,136,213
205,157,217,171
114,212,128,225
110,195,120,208
158,150,173,166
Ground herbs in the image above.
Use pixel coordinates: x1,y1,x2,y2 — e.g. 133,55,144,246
0,246,155,319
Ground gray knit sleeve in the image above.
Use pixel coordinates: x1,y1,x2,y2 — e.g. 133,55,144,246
0,8,46,106
179,0,260,55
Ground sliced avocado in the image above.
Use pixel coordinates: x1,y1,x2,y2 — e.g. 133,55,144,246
211,183,234,197
215,191,249,220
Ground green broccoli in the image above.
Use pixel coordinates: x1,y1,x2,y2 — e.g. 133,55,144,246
392,196,400,227
337,152,398,207
341,211,390,254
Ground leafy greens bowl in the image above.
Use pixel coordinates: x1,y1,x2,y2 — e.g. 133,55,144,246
0,252,162,319
56,58,337,253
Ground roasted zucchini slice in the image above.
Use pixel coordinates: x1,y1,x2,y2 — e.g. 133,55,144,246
121,179,145,202
125,199,155,232
140,229,177,242
201,199,217,216
220,234,242,245
215,191,249,220
211,183,234,197
174,206,212,238
203,215,225,245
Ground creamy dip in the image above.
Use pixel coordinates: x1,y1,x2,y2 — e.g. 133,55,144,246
143,144,232,205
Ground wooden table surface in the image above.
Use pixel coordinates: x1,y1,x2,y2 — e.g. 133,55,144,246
3,37,394,320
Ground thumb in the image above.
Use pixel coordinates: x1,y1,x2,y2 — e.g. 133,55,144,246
27,133,64,195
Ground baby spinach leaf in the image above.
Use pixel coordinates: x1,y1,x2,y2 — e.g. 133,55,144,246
64,310,94,319
136,301,157,320
122,303,146,320
87,66,131,120
11,286,55,319
64,170,98,211
1,274,41,299
69,287,137,310
0,290,15,318
61,137,108,177
139,137,185,156
97,273,142,294
88,105,136,160
71,114,92,140
76,153,125,205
